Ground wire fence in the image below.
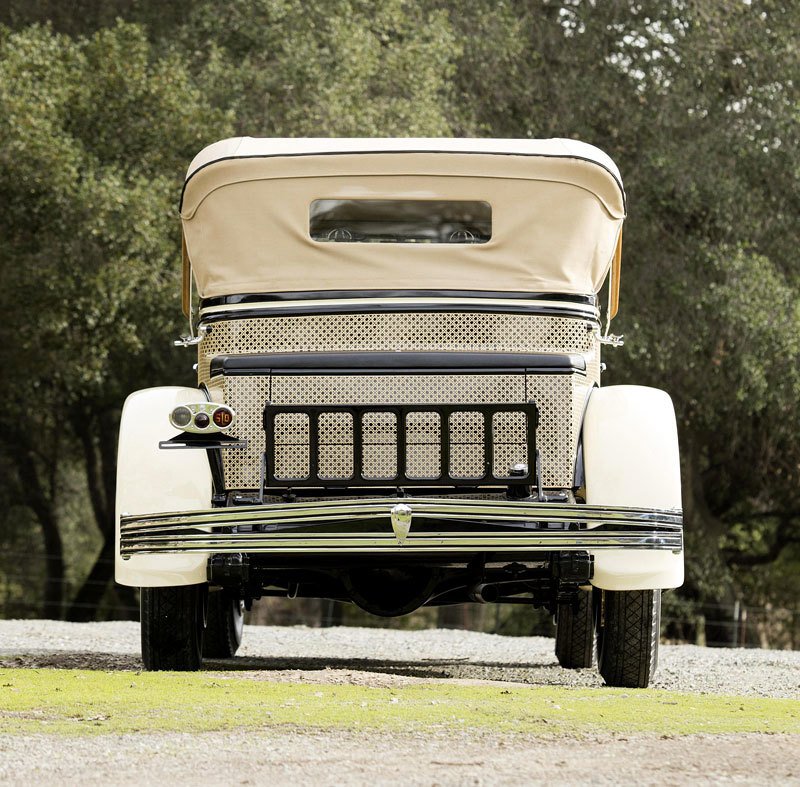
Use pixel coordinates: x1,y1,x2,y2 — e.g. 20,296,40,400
662,599,800,650
1,553,798,649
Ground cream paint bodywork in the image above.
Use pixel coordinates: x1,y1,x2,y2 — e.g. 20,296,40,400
582,385,684,591
115,387,212,587
180,139,625,300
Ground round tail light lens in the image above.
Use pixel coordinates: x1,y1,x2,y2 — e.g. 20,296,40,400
170,406,192,429
212,407,234,429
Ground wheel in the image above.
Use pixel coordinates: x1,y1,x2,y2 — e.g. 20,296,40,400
597,589,661,688
555,588,594,669
203,590,244,658
140,584,206,671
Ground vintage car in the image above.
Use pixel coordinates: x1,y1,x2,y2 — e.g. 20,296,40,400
116,138,683,688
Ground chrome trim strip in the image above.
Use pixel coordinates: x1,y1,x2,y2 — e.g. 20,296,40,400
120,518,682,539
122,535,681,555
199,297,600,320
120,511,682,536
121,498,682,526
120,499,683,557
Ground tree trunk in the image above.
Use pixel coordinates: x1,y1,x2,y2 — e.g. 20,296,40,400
15,444,65,619
41,518,66,619
66,407,134,620
66,537,116,621
682,440,737,646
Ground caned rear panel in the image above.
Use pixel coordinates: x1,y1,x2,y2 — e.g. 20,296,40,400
198,312,596,381
199,312,599,490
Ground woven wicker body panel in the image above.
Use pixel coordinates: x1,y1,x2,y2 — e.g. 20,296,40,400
197,312,596,382
219,371,591,490
199,311,600,490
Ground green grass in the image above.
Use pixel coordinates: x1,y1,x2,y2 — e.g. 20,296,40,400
0,669,798,737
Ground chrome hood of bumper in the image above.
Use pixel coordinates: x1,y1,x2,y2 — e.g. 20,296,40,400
120,498,683,557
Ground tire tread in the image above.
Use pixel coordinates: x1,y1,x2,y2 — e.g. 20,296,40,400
203,591,243,659
555,589,594,669
597,589,660,688
141,585,205,671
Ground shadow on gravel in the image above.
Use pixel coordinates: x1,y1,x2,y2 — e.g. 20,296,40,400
0,653,142,670
0,652,570,685
209,655,562,683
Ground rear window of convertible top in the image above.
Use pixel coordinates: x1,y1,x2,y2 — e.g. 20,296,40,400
310,199,491,244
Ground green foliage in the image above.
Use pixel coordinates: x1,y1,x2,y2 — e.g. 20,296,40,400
0,22,233,405
180,0,459,136
0,21,234,616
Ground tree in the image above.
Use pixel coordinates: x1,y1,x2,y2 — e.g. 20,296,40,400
0,2,798,633
177,0,459,136
436,0,800,639
0,21,233,618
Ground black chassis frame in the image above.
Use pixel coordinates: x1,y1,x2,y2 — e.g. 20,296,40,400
208,550,594,616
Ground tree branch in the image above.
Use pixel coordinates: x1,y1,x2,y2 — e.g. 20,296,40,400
725,518,800,567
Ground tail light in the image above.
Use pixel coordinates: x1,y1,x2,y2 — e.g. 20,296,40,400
169,403,236,433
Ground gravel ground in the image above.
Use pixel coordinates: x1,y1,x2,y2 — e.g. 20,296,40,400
0,620,798,698
0,730,798,786
1,621,798,785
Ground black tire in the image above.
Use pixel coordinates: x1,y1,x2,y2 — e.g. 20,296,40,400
140,584,206,671
203,590,244,658
597,589,661,688
555,588,595,669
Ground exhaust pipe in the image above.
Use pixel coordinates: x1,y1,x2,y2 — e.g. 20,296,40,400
469,583,500,603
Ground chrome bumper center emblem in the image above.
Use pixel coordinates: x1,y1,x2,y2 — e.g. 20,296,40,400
390,503,413,543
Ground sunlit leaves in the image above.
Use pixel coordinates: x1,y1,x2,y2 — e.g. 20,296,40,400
0,22,234,411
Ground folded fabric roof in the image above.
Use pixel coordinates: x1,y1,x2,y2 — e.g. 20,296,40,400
181,137,626,300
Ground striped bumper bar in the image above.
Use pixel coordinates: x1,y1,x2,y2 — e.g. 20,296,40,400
120,498,683,557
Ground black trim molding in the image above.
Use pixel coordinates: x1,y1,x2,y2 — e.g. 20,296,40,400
201,290,598,308
202,304,599,323
210,351,586,377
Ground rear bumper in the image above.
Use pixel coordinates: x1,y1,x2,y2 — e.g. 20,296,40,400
119,498,683,557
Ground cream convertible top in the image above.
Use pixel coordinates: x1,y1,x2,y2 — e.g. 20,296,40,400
180,138,626,302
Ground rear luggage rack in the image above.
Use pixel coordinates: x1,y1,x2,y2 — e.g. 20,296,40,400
263,403,538,488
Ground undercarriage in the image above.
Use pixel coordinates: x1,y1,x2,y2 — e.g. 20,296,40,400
209,553,590,618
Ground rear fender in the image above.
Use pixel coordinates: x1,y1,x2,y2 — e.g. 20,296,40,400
115,387,212,587
582,385,684,591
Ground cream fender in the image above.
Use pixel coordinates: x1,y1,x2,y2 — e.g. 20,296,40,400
582,385,684,591
115,387,212,587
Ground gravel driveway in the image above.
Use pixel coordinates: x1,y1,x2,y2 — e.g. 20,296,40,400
1,621,798,786
1,620,798,698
